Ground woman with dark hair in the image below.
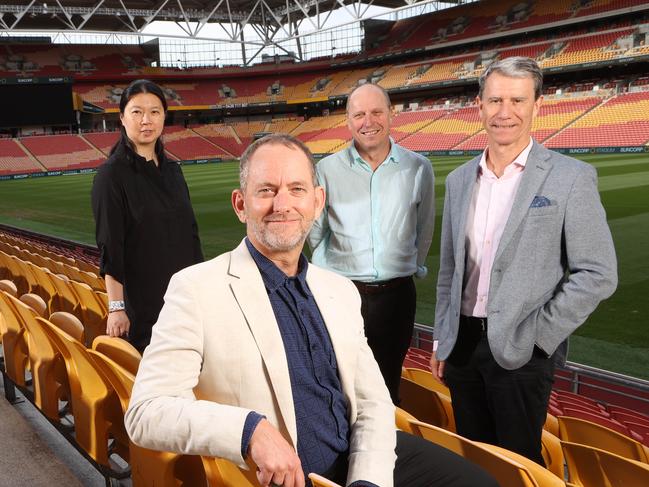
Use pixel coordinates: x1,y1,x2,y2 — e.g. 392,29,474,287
91,79,203,353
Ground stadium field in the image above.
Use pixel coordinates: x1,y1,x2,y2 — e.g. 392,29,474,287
0,152,647,379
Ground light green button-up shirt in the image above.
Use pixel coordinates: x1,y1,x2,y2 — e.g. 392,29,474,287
308,141,435,282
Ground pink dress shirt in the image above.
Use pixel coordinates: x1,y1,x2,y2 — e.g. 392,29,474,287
461,139,534,318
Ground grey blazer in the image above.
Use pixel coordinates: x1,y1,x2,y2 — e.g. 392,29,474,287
434,142,617,370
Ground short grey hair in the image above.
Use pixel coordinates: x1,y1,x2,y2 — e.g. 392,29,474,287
478,56,543,100
346,83,392,114
239,133,317,191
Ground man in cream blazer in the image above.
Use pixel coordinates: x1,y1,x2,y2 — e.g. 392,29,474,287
126,134,496,487
431,57,617,466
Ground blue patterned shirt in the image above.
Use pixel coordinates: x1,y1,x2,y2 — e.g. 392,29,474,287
242,239,378,487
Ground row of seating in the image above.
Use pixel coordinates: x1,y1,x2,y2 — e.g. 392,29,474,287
0,252,107,347
400,366,649,486
0,230,99,274
402,346,649,445
0,277,357,487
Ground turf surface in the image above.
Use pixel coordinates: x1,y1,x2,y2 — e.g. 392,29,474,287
0,153,647,379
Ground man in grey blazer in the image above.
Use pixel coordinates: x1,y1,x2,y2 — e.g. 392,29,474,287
431,57,617,465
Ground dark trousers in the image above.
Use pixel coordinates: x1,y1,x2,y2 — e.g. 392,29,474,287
355,277,416,404
444,317,555,465
328,431,499,487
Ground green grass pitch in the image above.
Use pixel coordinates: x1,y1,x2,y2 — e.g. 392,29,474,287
0,153,647,379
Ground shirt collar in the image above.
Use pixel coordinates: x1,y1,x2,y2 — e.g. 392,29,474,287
245,238,311,295
479,137,533,176
348,137,398,170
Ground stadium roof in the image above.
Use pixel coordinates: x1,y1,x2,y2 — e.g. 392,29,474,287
1,1,466,41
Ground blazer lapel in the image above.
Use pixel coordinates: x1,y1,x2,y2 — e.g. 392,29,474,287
306,270,356,399
454,157,481,267
495,142,553,262
227,240,298,447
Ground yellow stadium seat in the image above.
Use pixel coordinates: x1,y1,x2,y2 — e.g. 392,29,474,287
88,349,207,487
0,290,29,386
562,440,649,487
558,415,649,463
308,472,343,487
399,376,455,431
395,406,417,434
91,335,141,376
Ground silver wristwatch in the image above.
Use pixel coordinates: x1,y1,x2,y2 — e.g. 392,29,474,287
108,300,126,313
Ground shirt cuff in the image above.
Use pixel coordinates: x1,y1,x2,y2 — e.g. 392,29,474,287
415,265,428,279
241,411,265,458
349,481,380,487
433,340,439,352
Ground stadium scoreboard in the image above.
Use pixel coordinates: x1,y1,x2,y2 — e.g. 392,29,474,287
0,76,74,128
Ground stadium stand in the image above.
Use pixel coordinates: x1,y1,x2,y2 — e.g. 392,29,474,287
0,138,44,175
162,126,232,160
546,90,649,148
192,124,244,157
83,131,120,156
399,105,482,151
19,134,104,171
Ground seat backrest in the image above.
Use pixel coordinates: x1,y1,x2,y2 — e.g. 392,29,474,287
92,335,141,376
558,415,649,462
395,407,417,434
544,412,559,437
410,420,539,487
399,376,451,430
202,457,260,487
475,441,565,487
541,429,565,480
0,279,18,297
597,443,649,487
20,293,47,317
562,441,634,487
86,349,134,412
308,472,343,487
0,289,29,385
405,367,451,396
49,311,85,343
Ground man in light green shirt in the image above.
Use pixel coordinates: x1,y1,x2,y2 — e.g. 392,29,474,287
308,83,435,403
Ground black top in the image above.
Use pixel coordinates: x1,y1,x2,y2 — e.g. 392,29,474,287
91,143,203,351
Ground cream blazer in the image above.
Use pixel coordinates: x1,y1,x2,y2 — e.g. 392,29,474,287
125,239,396,486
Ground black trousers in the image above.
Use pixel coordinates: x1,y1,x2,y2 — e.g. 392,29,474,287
444,317,555,466
356,277,416,404
327,431,499,487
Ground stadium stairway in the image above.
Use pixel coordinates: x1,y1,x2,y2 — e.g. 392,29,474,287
13,138,47,173
544,94,613,147
0,380,104,486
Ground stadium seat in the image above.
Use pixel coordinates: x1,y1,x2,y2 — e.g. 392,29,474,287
474,442,565,487
409,420,544,487
308,472,343,487
18,311,71,421
544,412,560,437
560,407,642,441
19,293,47,317
0,289,29,387
0,279,18,297
39,319,126,468
395,407,417,434
87,349,207,487
558,416,649,463
201,456,259,486
48,311,85,343
562,441,649,487
399,375,455,431
91,335,141,376
67,280,108,346
404,367,451,396
541,429,565,480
